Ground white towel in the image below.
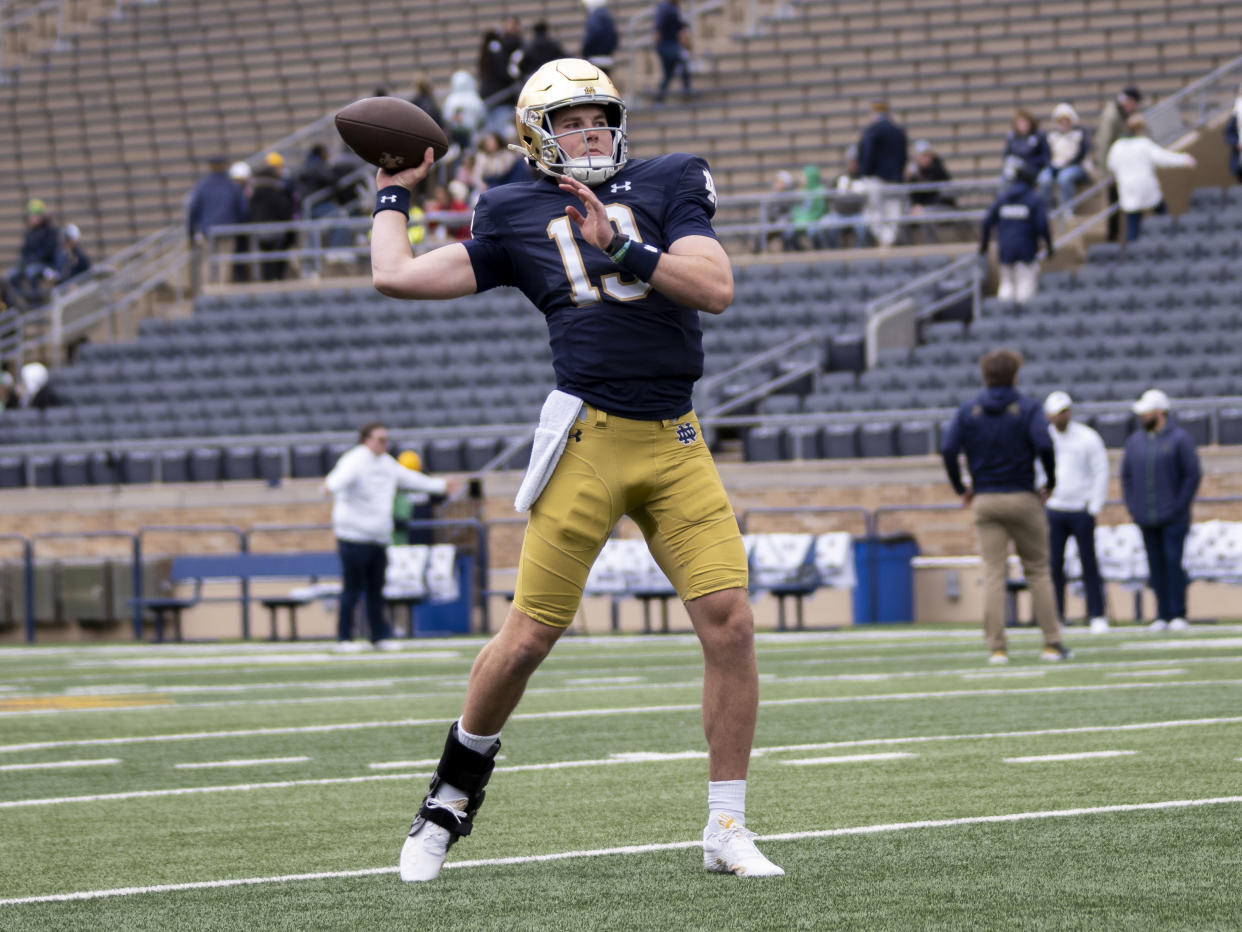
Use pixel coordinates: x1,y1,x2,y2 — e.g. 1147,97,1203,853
514,390,584,512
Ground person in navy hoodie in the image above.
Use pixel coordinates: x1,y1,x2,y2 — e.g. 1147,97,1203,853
1121,389,1202,632
1002,108,1051,185
980,156,1053,305
941,348,1072,665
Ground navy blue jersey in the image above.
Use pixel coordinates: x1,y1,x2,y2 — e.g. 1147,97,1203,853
464,153,720,420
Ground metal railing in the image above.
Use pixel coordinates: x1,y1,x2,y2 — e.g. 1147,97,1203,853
695,330,823,416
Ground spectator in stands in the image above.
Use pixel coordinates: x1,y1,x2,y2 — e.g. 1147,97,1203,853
18,361,57,410
652,0,692,103
186,155,248,247
1002,109,1050,186
781,164,827,251
425,183,472,242
1040,391,1110,633
512,20,567,84
227,162,253,283
581,0,618,71
857,100,908,246
1226,82,1242,183
478,28,520,138
858,100,908,183
1095,86,1143,242
1106,115,1196,242
753,169,795,252
248,152,296,281
0,368,17,410
1042,103,1093,208
7,199,59,307
474,131,521,190
443,70,488,153
940,349,1070,664
907,139,955,243
371,58,784,882
296,144,338,219
409,72,447,136
979,156,1053,305
821,145,871,249
54,223,91,285
1121,389,1201,632
324,422,459,651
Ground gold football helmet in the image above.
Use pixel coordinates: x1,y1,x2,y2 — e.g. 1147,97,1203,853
512,58,627,186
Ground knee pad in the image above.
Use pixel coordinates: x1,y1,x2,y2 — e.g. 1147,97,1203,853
411,723,500,842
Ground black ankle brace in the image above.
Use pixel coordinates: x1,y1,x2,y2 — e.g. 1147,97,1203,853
413,723,500,840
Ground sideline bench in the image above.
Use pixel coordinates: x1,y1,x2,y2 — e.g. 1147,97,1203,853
133,552,339,641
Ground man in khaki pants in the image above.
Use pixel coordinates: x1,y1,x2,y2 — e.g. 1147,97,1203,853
940,349,1073,664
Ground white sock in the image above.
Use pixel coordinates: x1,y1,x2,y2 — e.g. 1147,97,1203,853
708,779,747,827
433,721,500,804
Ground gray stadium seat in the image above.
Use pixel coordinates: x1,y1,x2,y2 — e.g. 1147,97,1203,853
223,446,259,481
425,438,465,473
290,444,327,478
55,453,90,487
822,424,859,459
743,426,784,462
1092,413,1131,449
30,455,56,488
859,423,897,458
159,450,190,483
784,424,822,460
462,436,503,472
1176,411,1211,447
0,456,25,488
896,422,934,456
89,451,120,486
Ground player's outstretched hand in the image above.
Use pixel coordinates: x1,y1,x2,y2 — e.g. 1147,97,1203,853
377,147,436,191
560,175,613,252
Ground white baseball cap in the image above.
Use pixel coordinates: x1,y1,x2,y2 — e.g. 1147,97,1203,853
1132,388,1170,415
1043,390,1072,415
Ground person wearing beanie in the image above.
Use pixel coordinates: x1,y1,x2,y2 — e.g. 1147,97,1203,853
1121,390,1201,631
1096,86,1143,241
54,222,91,284
979,156,1053,305
1106,114,1196,242
1039,391,1110,632
7,198,60,306
1043,103,1093,207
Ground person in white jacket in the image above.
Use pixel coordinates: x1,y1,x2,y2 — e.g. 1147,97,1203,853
1106,114,1196,242
323,422,460,649
1041,392,1111,633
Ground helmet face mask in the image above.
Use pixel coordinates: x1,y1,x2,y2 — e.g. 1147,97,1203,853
513,58,628,186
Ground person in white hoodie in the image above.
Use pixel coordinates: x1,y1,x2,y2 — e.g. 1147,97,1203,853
1106,114,1196,242
323,422,460,649
1042,102,1093,207
1041,391,1111,633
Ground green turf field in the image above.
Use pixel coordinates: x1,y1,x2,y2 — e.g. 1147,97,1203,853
2,625,1241,931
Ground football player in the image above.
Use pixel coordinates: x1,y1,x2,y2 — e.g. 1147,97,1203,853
370,58,783,881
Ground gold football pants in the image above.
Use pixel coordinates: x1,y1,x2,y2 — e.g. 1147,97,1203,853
513,405,748,628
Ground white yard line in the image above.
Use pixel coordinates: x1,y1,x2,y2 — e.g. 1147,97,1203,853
781,752,919,766
173,757,310,770
1105,669,1186,678
3,795,1240,906
6,681,1242,754
0,758,119,772
1004,750,1137,763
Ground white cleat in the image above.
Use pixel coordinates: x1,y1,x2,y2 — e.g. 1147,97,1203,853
374,638,404,651
399,797,466,882
333,640,366,653
1089,617,1110,634
1147,619,1169,632
703,812,784,877
1167,618,1190,631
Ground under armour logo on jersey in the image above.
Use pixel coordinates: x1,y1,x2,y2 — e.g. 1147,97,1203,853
379,194,399,204
569,429,583,442
610,181,632,193
675,423,697,445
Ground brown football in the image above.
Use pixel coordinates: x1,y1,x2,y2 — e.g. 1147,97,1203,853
334,97,449,172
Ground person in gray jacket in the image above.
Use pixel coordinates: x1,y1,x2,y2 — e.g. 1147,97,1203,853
1121,389,1202,631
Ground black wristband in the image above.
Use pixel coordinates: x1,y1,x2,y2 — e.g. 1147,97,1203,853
605,231,628,257
609,237,662,281
373,186,411,218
